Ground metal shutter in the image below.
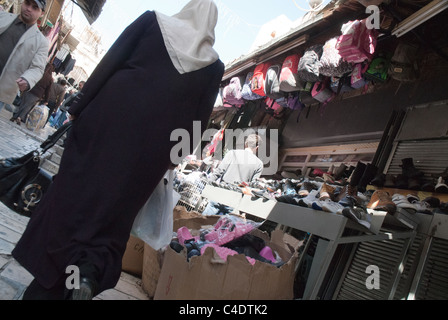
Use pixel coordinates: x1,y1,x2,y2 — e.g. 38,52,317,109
414,237,448,300
336,233,414,300
386,139,448,181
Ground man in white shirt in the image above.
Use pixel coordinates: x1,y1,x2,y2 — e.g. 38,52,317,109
203,134,264,215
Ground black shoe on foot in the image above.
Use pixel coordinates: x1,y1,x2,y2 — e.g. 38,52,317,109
70,277,96,300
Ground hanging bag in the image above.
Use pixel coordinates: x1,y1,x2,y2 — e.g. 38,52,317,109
0,122,73,216
241,72,263,101
222,76,245,107
297,45,323,82
251,62,272,97
264,64,284,100
279,54,304,92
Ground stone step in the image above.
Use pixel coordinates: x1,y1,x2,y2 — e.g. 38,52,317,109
40,159,59,176
53,145,65,157
50,152,62,165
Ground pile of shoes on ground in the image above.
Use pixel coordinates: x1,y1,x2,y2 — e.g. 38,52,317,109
206,160,448,230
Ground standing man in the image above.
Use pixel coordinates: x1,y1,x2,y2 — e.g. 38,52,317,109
0,0,49,111
202,134,265,215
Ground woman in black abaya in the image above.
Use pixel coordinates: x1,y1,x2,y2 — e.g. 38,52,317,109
12,0,224,300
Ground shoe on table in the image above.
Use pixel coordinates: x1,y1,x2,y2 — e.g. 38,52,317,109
367,190,396,214
298,190,319,208
319,183,336,201
338,184,358,207
321,199,345,214
298,181,319,197
392,194,417,213
435,177,448,193
342,207,372,229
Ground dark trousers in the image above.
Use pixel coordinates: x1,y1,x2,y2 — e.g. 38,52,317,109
22,259,100,300
46,101,58,124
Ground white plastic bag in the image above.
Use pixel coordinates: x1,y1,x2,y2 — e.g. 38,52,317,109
131,170,181,250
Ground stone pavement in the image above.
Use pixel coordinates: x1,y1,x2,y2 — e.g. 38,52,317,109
0,107,149,300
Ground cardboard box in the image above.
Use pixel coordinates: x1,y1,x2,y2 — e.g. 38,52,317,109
141,243,164,298
122,235,145,277
154,229,302,300
141,206,221,298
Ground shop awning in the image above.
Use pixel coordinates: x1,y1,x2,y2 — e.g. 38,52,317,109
71,0,106,25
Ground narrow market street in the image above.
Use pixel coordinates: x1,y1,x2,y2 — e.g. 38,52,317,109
0,107,149,300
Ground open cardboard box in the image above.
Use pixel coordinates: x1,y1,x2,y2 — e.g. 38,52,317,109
141,206,221,298
154,228,302,300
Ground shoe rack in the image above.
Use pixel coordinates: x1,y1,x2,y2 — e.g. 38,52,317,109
200,184,416,300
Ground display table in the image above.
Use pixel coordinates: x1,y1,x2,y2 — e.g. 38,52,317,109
200,185,418,299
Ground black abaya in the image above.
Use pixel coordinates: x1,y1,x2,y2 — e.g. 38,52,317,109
12,11,224,295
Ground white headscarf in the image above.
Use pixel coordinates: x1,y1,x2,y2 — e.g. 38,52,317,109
155,0,220,74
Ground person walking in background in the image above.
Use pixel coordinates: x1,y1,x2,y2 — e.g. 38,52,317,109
51,80,85,129
11,63,54,125
13,0,224,300
45,78,67,124
0,0,49,112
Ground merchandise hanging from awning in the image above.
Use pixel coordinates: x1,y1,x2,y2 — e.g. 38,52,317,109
70,0,106,25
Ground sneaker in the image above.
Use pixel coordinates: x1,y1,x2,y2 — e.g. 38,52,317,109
342,207,372,229
311,199,324,211
435,177,448,193
367,190,396,213
298,190,319,208
409,200,433,215
392,193,417,213
321,199,345,214
422,196,441,208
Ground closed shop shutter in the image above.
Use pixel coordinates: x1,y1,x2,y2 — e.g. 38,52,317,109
335,233,418,300
414,237,448,300
386,139,448,180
